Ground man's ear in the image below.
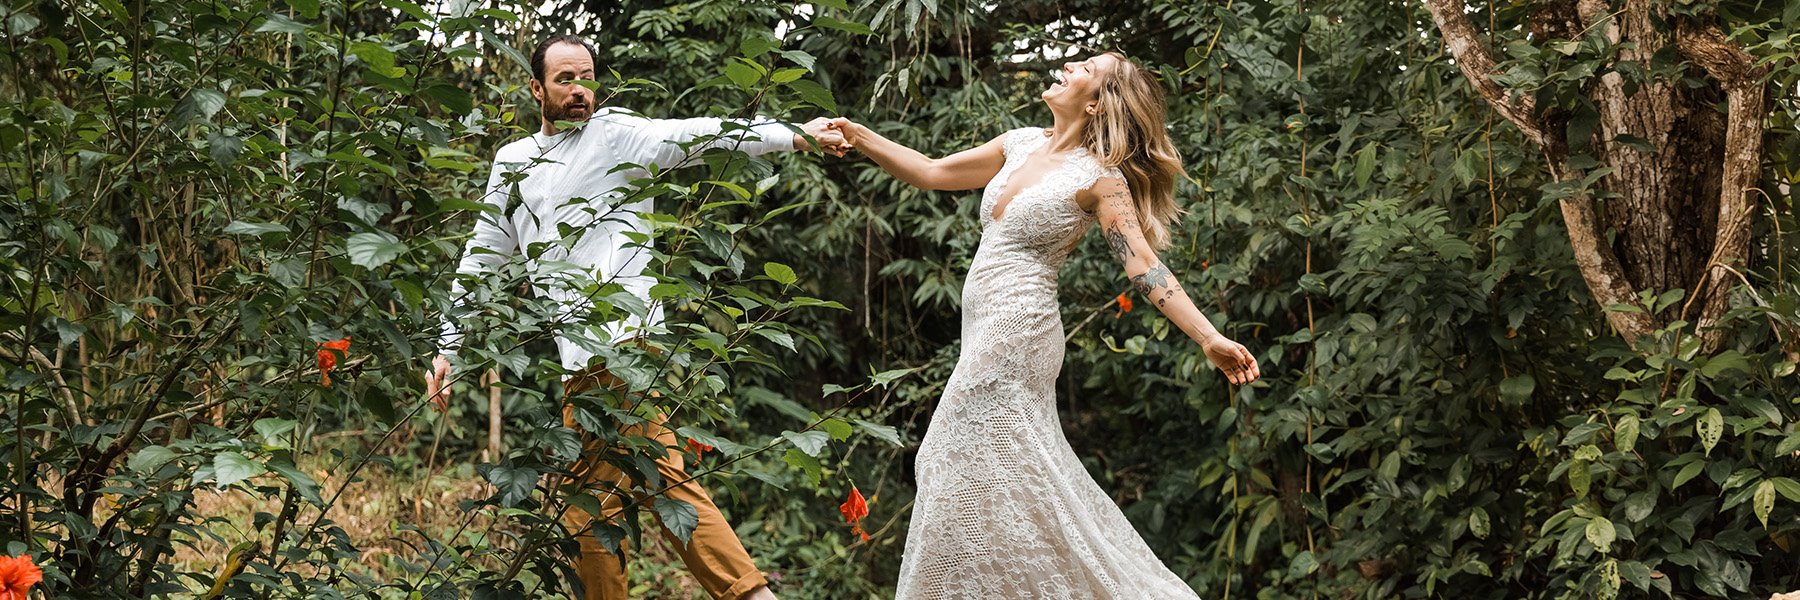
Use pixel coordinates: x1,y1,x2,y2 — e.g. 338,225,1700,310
529,78,544,104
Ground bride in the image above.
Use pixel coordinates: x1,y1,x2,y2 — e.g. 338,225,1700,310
827,52,1260,598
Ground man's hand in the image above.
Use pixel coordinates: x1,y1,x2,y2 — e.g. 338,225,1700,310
425,354,452,411
797,117,853,157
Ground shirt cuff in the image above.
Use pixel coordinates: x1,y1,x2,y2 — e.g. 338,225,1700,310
751,120,798,153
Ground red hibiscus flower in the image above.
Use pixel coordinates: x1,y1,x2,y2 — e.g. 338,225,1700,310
840,485,870,541
0,554,43,600
317,337,351,387
1115,293,1133,318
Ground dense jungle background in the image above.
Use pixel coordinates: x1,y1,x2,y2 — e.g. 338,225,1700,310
2,0,1799,597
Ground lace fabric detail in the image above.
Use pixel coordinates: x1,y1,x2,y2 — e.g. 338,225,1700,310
894,128,1198,599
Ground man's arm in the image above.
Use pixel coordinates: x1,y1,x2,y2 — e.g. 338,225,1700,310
614,111,846,171
429,162,520,406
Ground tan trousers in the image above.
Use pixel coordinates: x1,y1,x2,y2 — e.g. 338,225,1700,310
561,368,768,600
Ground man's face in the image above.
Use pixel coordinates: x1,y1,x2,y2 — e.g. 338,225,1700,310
531,42,596,125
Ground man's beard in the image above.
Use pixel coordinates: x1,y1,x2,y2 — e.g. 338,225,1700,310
544,99,590,124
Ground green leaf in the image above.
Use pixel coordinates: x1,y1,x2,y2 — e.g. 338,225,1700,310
350,40,404,78
480,462,539,507
1754,480,1775,528
1568,459,1590,499
208,132,245,167
256,13,309,34
382,0,427,21
254,418,298,448
763,262,797,285
871,367,919,387
1773,477,1800,502
1469,506,1490,539
1697,407,1723,456
1621,491,1657,522
1737,396,1783,426
785,79,836,112
782,430,830,457
1597,558,1620,600
213,451,266,488
782,447,822,486
267,455,324,505
287,0,321,18
655,498,700,545
347,232,407,269
1353,142,1378,187
814,15,874,35
224,221,289,236
820,417,854,441
1699,350,1751,378
176,89,227,125
675,426,745,456
770,68,808,84
854,419,902,446
1615,414,1639,453
1672,461,1705,489
1499,375,1535,403
129,445,178,474
724,59,763,89
422,82,474,115
1585,516,1616,553
1287,550,1319,578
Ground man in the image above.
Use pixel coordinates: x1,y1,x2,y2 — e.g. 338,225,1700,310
426,34,846,600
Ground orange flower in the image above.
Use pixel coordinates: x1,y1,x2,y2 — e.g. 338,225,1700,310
317,337,351,387
688,439,713,455
0,554,43,600
840,485,870,541
1115,293,1133,318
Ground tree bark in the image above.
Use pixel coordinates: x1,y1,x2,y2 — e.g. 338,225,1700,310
1421,0,1767,350
1674,20,1766,350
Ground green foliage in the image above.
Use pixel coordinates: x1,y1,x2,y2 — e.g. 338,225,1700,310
2,0,1796,598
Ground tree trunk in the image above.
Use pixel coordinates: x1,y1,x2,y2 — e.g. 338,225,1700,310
1422,0,1767,350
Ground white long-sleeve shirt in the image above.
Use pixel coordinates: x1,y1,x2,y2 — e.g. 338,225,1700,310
441,107,797,371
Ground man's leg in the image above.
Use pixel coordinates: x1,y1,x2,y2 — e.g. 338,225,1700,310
560,369,771,600
638,417,770,599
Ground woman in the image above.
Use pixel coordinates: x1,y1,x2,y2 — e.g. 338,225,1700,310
827,53,1260,598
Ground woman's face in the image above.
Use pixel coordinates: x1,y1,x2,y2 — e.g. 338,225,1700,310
1041,54,1119,112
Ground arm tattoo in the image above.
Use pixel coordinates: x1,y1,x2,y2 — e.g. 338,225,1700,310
1129,262,1173,296
1102,190,1137,261
1104,224,1133,260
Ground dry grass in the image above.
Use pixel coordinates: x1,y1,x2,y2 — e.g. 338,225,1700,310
168,456,706,598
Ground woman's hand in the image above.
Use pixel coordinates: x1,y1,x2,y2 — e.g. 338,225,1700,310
1202,335,1260,385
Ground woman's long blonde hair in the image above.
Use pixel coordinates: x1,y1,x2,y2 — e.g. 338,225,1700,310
1080,52,1186,250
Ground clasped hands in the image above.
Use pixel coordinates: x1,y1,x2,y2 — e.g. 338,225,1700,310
797,117,859,157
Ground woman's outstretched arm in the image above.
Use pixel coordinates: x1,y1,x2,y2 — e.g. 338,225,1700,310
1087,176,1261,385
830,118,1005,191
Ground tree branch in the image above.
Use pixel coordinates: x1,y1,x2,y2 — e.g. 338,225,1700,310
1421,0,1546,145
1546,164,1659,343
1675,20,1766,351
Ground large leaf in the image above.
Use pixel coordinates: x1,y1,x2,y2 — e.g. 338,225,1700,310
213,452,266,488
347,232,407,269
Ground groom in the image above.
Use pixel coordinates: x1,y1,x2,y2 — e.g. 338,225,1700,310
427,34,847,600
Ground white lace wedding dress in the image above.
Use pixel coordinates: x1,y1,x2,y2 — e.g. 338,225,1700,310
894,127,1201,599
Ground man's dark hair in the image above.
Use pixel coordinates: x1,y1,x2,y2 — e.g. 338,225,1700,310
529,35,598,82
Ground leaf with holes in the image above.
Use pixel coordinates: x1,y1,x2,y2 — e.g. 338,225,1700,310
1697,407,1723,456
